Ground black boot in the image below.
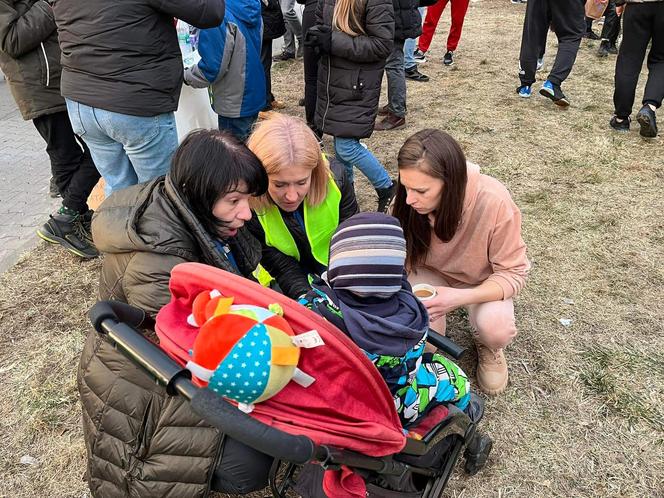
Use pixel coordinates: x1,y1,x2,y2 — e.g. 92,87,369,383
375,182,396,213
37,206,99,259
597,40,610,58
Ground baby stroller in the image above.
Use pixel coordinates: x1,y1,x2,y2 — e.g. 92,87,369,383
88,262,492,497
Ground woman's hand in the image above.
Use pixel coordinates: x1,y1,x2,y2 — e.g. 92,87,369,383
423,287,469,322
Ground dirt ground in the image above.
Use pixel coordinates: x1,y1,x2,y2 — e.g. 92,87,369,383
1,1,662,497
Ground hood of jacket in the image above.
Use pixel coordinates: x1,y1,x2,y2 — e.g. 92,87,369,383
228,0,262,28
93,175,261,276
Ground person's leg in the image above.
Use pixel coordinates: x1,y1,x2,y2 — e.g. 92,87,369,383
65,99,138,195
466,299,517,395
280,0,302,56
97,109,178,185
333,137,392,190
384,40,407,118
547,0,585,87
418,0,448,53
613,4,652,119
446,0,470,52
302,3,320,131
600,0,619,43
218,115,258,143
519,0,549,87
261,39,274,108
212,437,274,494
404,37,416,69
32,111,99,213
642,3,664,111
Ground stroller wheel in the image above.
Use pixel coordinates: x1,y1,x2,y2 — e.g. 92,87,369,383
463,433,493,476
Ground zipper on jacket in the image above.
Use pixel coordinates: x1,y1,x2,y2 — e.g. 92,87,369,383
40,42,50,87
321,54,331,133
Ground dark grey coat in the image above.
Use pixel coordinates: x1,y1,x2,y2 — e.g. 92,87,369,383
0,0,65,120
314,0,395,139
52,0,225,117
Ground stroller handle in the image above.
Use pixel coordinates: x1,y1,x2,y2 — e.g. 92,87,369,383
191,389,316,464
88,301,317,465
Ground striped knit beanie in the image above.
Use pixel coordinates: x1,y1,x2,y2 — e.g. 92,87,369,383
327,212,406,298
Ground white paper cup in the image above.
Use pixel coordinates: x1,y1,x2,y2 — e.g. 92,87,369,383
412,283,437,302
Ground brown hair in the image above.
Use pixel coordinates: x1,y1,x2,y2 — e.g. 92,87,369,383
247,112,331,212
333,0,367,36
392,129,468,269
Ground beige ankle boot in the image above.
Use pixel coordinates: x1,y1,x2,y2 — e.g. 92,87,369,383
475,342,509,395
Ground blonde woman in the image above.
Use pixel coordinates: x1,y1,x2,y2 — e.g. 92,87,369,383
246,113,359,298
304,0,396,212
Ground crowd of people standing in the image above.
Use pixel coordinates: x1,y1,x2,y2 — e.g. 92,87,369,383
0,0,661,494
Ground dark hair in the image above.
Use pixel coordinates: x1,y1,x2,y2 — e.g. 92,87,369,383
168,129,268,236
392,129,467,268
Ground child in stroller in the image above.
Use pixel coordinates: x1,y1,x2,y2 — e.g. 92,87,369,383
302,212,472,429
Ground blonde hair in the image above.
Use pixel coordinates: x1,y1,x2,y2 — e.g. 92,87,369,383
247,112,331,211
333,0,367,36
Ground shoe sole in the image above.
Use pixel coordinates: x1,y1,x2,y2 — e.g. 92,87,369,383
443,61,454,66
539,88,569,107
518,92,531,98
37,229,98,259
477,374,509,396
375,124,406,131
406,76,429,82
636,113,657,138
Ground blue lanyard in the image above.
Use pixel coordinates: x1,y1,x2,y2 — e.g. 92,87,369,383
215,239,239,272
293,209,305,232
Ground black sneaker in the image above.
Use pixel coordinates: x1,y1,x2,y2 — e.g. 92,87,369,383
597,40,610,58
583,30,601,40
636,105,658,138
273,51,295,62
37,210,99,259
539,80,569,107
608,44,618,55
609,115,630,132
405,66,429,82
376,182,396,213
79,209,95,243
443,51,454,66
49,177,61,198
413,48,427,63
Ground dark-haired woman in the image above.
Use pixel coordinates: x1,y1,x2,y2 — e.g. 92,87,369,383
392,129,530,396
80,129,274,497
92,129,267,314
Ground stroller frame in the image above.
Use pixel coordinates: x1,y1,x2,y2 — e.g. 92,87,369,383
89,300,490,498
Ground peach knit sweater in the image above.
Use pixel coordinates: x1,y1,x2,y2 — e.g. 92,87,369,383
414,163,530,299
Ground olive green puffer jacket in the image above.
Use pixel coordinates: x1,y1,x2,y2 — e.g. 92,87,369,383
92,175,261,317
0,0,65,120
81,175,262,497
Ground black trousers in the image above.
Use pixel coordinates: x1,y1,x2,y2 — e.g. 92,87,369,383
261,39,274,107
613,2,664,118
302,2,319,132
519,0,586,86
600,0,621,44
32,111,100,214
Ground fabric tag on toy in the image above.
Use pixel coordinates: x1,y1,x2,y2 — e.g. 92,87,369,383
292,368,315,387
238,402,254,413
291,330,324,349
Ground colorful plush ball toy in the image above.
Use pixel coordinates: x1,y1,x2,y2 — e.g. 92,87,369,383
185,290,311,411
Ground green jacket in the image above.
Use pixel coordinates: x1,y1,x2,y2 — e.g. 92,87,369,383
0,0,65,120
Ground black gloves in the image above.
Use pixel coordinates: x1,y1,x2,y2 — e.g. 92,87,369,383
304,25,332,55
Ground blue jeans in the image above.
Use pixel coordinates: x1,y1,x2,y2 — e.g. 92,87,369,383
65,99,178,195
333,137,392,189
404,7,426,70
218,115,258,143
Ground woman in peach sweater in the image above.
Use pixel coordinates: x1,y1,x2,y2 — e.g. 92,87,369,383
392,129,530,396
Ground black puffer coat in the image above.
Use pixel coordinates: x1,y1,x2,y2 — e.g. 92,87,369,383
80,176,266,497
0,0,65,120
262,0,286,41
393,0,422,41
246,159,359,299
52,0,225,117
314,0,394,139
